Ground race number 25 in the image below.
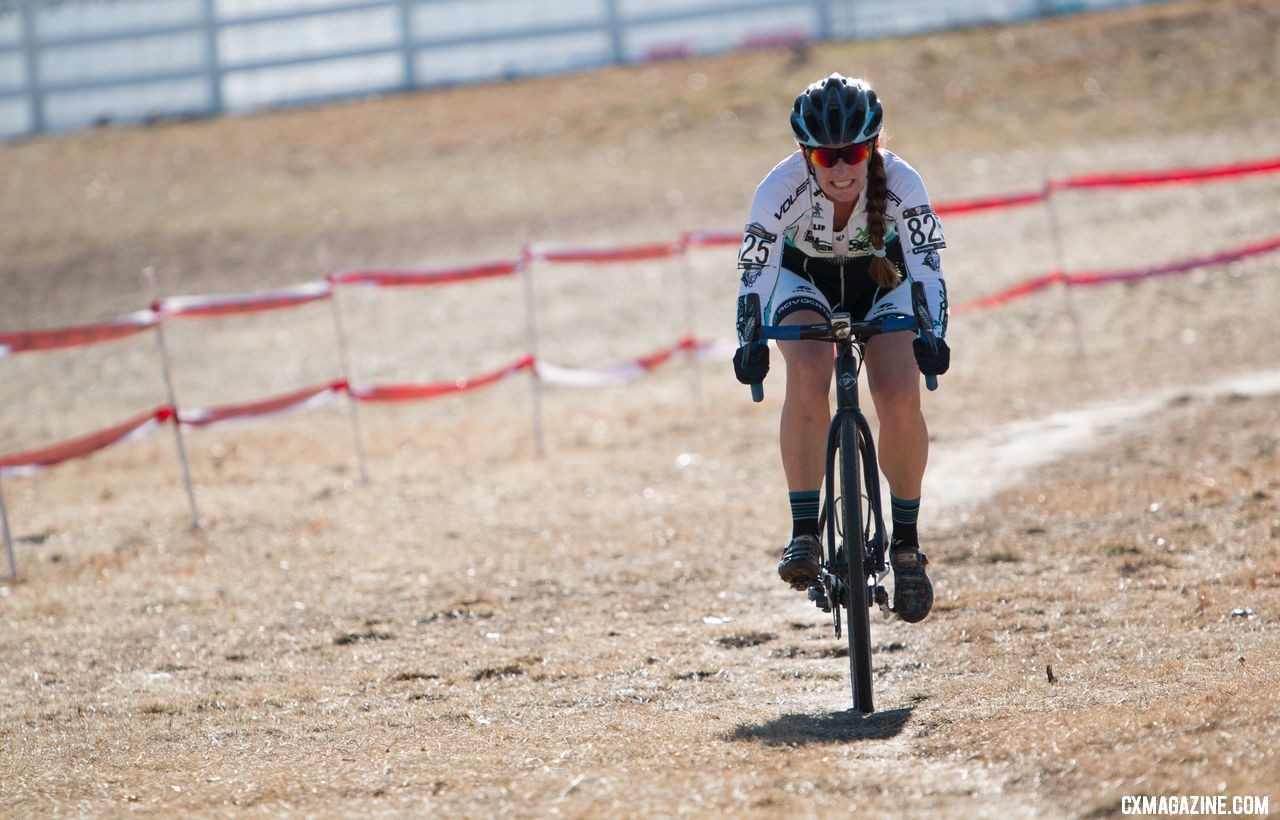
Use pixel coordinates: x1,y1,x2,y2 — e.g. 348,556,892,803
738,222,777,269
903,205,945,254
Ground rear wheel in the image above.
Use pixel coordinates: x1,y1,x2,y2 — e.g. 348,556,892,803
836,415,874,714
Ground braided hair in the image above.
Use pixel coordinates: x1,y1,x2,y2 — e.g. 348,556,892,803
864,144,901,290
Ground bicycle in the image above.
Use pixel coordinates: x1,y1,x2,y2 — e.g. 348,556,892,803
741,282,940,715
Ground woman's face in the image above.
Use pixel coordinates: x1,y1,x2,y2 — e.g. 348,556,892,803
804,140,874,205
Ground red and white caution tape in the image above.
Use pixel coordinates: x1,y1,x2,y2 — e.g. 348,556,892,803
951,271,1069,315
0,155,1274,484
685,188,1052,223
1055,156,1280,192
0,309,157,357
328,260,519,288
177,381,346,427
0,382,349,476
692,337,739,361
934,189,1047,216
1067,235,1280,287
681,157,1280,228
350,356,535,403
683,230,740,249
530,240,683,265
536,337,699,387
0,407,172,477
953,234,1280,315
155,280,331,318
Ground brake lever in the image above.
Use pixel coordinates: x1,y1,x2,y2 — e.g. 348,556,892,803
741,293,766,402
910,281,940,392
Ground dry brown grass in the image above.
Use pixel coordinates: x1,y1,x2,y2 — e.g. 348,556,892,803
3,0,1280,815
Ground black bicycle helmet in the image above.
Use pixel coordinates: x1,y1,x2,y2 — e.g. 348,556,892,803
790,73,883,147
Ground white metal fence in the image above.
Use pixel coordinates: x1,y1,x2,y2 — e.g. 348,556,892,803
0,0,1168,138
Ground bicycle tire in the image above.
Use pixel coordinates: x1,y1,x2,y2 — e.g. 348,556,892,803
838,414,874,714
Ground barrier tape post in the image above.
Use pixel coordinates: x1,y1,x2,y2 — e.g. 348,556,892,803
326,287,371,484
678,237,706,423
519,245,546,457
144,268,202,530
1042,178,1087,358
0,477,16,581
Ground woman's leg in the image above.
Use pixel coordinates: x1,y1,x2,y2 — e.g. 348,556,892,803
864,331,927,500
778,309,834,493
775,309,834,583
865,330,934,622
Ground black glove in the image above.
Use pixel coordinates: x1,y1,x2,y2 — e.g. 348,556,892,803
913,337,950,376
733,340,770,385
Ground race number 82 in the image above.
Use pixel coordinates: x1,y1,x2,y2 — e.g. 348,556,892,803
903,205,945,253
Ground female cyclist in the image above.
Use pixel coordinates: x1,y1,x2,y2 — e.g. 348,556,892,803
732,73,950,624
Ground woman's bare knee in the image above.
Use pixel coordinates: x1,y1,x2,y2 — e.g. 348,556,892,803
782,346,831,400
871,374,920,416
866,332,921,416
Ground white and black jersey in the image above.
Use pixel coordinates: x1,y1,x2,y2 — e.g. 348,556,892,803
735,149,948,344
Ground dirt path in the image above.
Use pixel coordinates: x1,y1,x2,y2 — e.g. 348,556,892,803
1,364,1276,816
926,367,1280,516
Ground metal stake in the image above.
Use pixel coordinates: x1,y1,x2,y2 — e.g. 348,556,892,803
1042,179,1086,358
144,268,202,530
519,246,546,457
0,476,17,581
327,285,371,484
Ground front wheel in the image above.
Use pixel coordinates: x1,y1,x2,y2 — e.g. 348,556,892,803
836,415,873,714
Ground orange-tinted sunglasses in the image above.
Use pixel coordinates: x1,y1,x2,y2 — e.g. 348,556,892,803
805,141,874,168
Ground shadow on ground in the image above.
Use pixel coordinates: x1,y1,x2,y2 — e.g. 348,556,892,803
727,706,913,746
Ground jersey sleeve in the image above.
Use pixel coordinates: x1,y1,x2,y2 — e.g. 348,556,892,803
734,162,795,344
889,163,950,338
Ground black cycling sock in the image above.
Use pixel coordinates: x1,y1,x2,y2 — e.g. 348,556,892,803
891,495,920,548
789,490,821,538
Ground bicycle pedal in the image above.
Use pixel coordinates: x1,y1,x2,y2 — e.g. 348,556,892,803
807,584,832,612
873,585,892,619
